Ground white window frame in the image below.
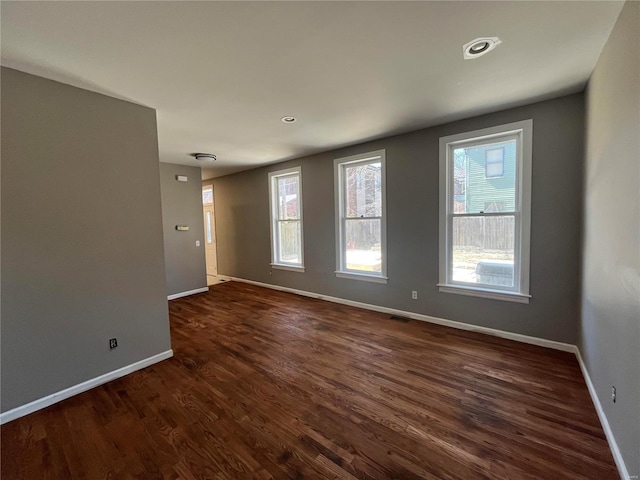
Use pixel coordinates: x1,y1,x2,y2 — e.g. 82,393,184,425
268,166,305,272
438,120,532,303
334,150,387,284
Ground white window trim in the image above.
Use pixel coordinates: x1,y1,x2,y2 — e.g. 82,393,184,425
438,120,532,303
271,263,305,273
268,166,305,272
334,150,387,284
335,271,388,284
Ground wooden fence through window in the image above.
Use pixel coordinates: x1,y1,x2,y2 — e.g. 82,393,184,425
453,216,515,250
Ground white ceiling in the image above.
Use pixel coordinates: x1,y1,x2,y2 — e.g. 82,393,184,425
1,1,624,179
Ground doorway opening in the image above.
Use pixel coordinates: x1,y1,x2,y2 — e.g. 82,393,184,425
202,184,221,286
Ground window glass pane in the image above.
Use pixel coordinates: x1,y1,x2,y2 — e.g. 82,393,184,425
278,220,301,264
453,139,516,214
345,218,381,272
451,215,515,287
453,149,467,213
202,186,213,206
206,211,212,244
277,176,299,220
345,162,381,218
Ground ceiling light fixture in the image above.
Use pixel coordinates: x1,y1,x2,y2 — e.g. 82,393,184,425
193,153,217,162
281,116,296,123
463,37,502,60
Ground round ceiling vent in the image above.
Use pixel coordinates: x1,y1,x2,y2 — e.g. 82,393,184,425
463,37,502,60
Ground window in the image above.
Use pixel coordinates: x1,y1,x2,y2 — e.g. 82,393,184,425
439,120,532,303
205,211,213,243
202,185,213,205
485,147,505,178
269,167,304,272
334,150,387,283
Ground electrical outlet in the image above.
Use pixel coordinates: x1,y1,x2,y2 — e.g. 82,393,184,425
196,240,200,247
611,386,616,403
411,290,418,300
109,338,118,349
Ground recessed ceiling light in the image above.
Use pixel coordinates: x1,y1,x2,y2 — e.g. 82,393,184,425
463,37,502,60
281,116,296,123
193,153,217,161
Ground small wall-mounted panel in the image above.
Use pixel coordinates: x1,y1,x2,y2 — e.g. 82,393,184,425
175,225,189,231
176,175,188,182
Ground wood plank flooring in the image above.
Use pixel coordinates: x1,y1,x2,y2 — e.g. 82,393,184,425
1,281,618,479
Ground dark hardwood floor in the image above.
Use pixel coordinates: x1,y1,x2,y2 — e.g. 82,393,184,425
1,281,618,479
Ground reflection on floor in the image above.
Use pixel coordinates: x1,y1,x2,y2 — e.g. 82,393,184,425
207,275,226,286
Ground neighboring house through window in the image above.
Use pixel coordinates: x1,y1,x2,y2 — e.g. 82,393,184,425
269,166,304,272
439,120,532,303
334,150,387,283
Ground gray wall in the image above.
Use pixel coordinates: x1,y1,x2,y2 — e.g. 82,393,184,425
212,93,585,344
1,68,171,412
159,163,207,296
581,1,640,476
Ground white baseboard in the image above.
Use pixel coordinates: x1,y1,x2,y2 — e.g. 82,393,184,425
574,347,631,480
219,275,575,352
167,287,209,300
0,349,173,425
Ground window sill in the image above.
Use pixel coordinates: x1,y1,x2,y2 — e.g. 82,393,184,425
271,264,305,273
336,271,388,284
437,284,530,304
